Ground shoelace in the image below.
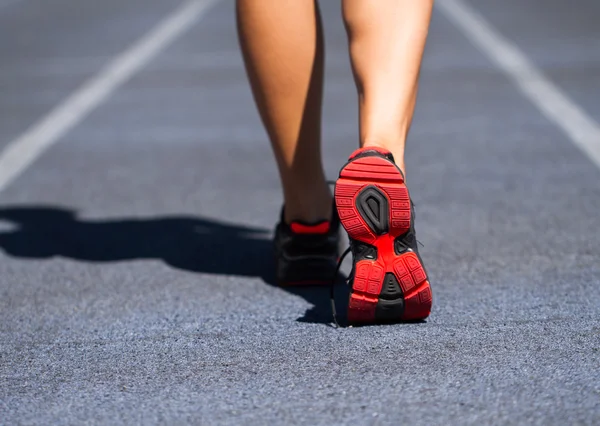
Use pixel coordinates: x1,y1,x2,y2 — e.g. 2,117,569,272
330,246,352,328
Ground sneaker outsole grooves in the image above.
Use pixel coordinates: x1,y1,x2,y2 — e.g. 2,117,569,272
335,152,432,324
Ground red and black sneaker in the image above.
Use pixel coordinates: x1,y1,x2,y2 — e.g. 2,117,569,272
334,147,432,324
274,209,340,286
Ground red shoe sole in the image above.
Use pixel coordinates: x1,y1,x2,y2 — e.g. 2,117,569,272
335,155,432,324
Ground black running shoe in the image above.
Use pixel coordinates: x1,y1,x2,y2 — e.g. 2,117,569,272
274,209,340,286
334,147,432,323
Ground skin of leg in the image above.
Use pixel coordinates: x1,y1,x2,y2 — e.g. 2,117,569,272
236,0,331,223
342,0,434,175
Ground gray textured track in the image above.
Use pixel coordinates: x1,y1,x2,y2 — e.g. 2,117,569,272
1,0,599,424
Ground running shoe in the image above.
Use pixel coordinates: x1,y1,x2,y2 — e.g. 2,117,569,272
334,147,432,323
274,208,340,286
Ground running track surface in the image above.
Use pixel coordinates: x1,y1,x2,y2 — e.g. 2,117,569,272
1,1,599,424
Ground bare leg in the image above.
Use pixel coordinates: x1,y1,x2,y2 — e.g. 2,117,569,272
236,0,331,223
343,0,434,175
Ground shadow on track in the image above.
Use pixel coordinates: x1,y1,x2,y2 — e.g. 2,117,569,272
0,206,348,325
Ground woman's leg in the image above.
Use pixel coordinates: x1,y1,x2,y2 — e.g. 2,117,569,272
335,1,434,323
236,0,331,223
342,0,434,175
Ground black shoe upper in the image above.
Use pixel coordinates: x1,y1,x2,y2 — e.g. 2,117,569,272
274,208,340,285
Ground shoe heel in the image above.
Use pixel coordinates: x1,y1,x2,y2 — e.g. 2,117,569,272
335,154,432,323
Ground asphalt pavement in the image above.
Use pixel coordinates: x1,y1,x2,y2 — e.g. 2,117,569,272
1,0,599,424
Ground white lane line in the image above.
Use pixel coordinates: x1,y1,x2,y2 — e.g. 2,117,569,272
437,0,600,170
0,0,218,194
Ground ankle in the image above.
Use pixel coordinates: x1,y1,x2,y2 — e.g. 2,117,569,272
362,139,406,176
283,185,332,224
